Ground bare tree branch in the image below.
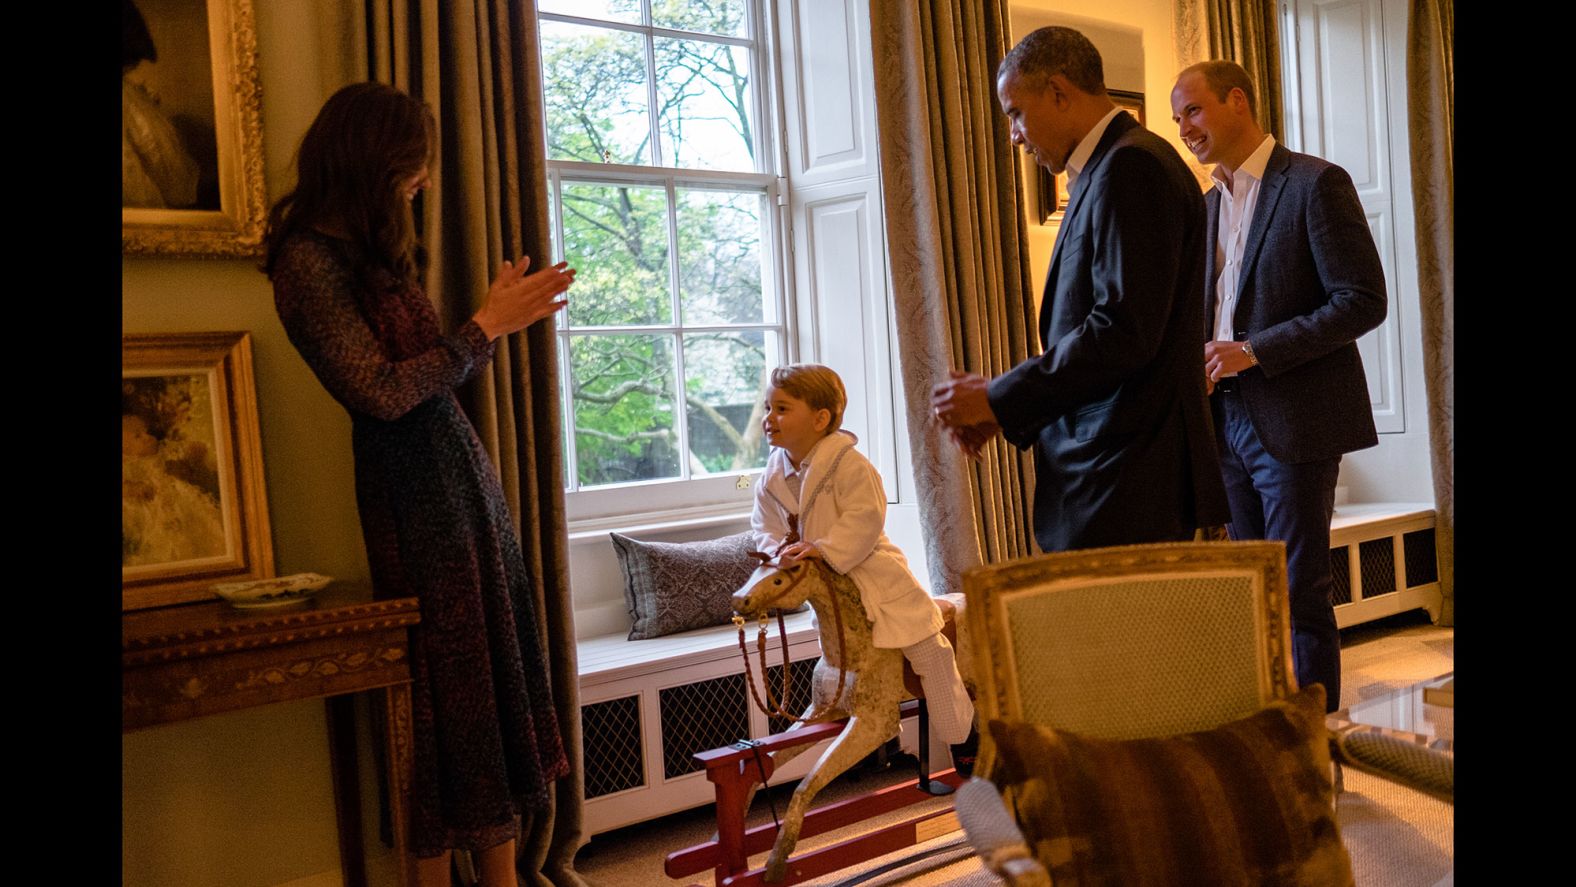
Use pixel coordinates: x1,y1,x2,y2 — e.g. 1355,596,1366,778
576,426,673,443
575,379,666,404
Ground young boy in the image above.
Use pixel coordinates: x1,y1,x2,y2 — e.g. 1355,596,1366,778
750,363,979,773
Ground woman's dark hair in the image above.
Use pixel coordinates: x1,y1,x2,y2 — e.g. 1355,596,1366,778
124,0,157,71
263,82,435,285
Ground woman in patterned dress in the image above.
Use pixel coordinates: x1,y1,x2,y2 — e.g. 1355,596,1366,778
263,82,576,887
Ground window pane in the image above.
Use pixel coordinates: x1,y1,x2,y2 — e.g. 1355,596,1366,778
539,0,642,25
541,21,652,165
683,331,777,474
547,183,560,262
677,189,768,325
655,38,756,171
571,333,681,486
652,0,750,38
560,181,673,326
558,335,573,488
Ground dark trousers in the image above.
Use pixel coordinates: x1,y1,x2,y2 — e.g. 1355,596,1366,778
1213,388,1342,712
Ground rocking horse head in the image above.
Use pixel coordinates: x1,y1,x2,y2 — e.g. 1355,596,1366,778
731,551,822,617
722,549,910,885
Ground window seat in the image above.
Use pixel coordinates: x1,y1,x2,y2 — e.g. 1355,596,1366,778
577,610,818,689
1327,502,1442,628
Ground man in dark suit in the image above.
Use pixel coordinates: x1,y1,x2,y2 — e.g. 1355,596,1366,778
931,26,1228,553
1171,61,1388,711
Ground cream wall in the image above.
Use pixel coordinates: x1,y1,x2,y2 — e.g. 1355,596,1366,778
122,3,370,885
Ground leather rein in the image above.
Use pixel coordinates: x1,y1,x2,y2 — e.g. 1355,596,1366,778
735,554,850,726
737,444,856,725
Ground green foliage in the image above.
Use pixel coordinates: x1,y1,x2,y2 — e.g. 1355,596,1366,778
543,2,775,488
571,334,679,484
562,182,672,327
543,25,649,165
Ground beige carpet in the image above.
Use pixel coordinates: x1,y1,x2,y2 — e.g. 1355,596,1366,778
1339,766,1453,887
1331,612,1454,887
574,610,1454,887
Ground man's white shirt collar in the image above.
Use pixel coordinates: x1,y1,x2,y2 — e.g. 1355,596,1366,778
1211,134,1276,192
1065,106,1125,189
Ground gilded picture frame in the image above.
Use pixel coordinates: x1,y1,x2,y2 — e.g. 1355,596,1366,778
1036,89,1147,225
122,0,267,258
123,332,274,610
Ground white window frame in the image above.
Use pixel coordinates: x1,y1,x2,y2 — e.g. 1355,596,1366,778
540,0,900,534
540,1,799,527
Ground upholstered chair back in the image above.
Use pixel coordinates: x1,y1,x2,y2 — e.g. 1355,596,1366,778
962,541,1298,750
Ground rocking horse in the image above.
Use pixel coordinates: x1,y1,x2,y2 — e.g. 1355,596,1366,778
664,551,972,886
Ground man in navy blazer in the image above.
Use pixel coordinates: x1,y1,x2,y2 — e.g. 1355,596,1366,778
1171,61,1388,711
931,27,1228,552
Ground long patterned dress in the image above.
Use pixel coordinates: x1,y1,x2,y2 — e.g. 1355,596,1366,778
272,230,570,857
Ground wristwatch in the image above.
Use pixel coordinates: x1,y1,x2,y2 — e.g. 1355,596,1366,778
1241,340,1259,367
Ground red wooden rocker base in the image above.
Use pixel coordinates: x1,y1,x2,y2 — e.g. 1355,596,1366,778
665,699,965,887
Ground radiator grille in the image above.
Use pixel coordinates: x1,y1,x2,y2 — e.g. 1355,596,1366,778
765,657,820,734
1403,529,1439,587
1330,547,1352,605
1359,538,1397,597
660,673,749,779
581,695,644,799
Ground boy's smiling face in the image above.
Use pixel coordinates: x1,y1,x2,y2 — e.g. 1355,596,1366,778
762,386,830,464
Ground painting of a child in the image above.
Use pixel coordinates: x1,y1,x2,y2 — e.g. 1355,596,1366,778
122,374,229,568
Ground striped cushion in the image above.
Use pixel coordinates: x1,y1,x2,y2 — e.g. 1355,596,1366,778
987,684,1352,887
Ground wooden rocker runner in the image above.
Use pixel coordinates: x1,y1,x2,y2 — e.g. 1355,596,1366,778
664,553,971,886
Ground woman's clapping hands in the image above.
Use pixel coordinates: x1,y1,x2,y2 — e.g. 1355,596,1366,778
473,256,575,339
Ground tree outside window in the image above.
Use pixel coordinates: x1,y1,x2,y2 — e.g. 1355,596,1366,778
540,0,783,491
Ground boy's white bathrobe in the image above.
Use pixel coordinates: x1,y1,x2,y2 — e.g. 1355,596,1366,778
750,431,944,649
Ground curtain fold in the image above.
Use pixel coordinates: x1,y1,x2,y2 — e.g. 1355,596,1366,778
869,0,1038,595
1174,0,1284,140
366,2,588,883
1406,0,1453,626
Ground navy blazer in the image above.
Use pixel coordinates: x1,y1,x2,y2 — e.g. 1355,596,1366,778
988,112,1229,552
1206,142,1387,464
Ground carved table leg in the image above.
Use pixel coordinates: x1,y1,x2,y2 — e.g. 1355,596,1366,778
385,682,416,887
326,695,368,887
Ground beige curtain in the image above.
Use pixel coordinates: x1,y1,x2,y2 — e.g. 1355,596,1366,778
1175,0,1284,140
1407,0,1453,626
366,2,588,884
869,0,1038,595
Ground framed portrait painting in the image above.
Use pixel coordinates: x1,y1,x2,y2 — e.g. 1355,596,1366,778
123,332,274,610
122,0,267,258
1036,89,1147,224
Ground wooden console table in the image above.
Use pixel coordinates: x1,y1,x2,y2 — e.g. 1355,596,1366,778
122,582,420,887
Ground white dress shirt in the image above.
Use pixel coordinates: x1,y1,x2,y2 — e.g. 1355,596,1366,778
1064,106,1126,193
1212,134,1277,357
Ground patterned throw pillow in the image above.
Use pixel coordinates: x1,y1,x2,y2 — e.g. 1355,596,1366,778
611,531,781,641
987,684,1352,887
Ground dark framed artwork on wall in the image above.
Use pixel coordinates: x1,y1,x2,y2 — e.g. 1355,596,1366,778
1036,89,1147,225
122,0,268,258
123,332,274,610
